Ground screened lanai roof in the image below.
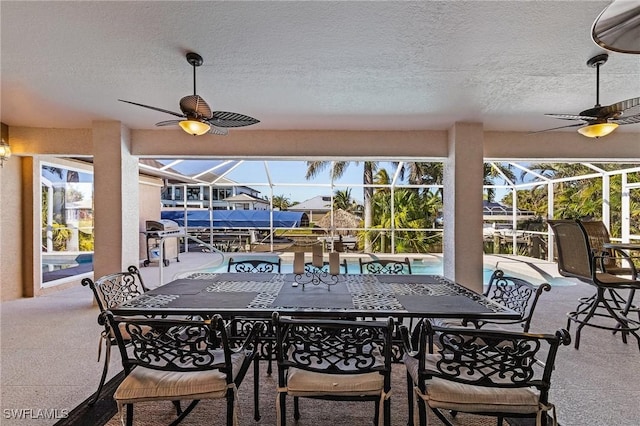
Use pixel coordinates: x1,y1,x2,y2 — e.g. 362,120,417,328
139,158,640,204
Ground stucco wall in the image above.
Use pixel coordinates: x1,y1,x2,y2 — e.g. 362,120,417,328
0,155,23,301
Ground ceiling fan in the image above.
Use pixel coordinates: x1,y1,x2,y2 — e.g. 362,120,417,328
119,52,259,136
538,53,640,138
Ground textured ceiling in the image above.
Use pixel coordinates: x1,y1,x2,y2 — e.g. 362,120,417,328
1,1,639,135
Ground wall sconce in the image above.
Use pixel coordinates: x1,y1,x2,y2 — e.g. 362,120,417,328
0,138,11,167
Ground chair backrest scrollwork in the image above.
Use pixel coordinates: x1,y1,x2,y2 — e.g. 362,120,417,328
227,257,282,273
482,269,551,332
359,257,412,274
403,320,570,399
273,312,394,376
82,265,149,313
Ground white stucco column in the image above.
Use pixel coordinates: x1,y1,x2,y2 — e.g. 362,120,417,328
443,122,484,292
92,121,139,278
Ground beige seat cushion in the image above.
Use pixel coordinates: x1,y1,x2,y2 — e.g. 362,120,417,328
115,351,245,403
404,354,541,414
285,367,384,397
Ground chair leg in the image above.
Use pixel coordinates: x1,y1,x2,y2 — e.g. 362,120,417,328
572,290,602,350
601,293,640,350
266,342,273,375
417,398,427,426
278,393,287,426
569,288,640,351
172,400,182,415
254,354,261,421
406,371,414,426
383,397,391,426
126,404,133,426
227,390,235,426
168,400,200,426
374,399,380,426
88,341,111,406
293,396,300,420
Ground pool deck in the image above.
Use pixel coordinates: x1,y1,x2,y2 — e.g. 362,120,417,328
1,252,639,425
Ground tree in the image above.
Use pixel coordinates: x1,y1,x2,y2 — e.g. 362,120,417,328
333,188,360,213
508,163,640,237
271,194,291,210
484,162,516,202
306,161,377,251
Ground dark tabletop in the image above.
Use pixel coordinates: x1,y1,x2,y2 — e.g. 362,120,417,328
111,273,518,319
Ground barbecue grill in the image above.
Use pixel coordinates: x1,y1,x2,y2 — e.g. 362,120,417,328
143,220,182,266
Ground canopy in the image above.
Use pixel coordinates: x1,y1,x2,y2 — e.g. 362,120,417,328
161,209,309,228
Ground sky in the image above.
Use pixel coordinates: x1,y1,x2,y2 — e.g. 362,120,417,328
159,159,528,204
164,160,391,204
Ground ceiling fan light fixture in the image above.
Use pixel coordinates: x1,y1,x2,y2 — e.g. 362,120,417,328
577,122,619,138
179,119,210,136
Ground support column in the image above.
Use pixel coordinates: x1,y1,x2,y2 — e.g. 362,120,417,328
443,122,484,292
92,121,139,279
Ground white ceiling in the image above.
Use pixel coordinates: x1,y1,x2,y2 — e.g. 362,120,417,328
1,1,639,135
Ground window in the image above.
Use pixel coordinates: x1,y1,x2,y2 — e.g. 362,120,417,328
41,161,94,285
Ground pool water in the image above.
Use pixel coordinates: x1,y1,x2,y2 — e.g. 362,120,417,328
198,257,505,285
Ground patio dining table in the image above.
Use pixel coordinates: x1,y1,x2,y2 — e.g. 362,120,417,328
110,272,519,320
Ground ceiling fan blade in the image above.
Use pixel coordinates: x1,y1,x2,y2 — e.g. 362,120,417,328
118,99,185,118
210,111,260,128
613,112,640,125
155,120,181,127
544,113,597,121
208,125,229,136
180,95,213,119
601,97,640,117
529,123,586,134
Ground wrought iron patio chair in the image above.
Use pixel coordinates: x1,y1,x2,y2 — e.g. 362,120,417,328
461,269,551,333
358,257,412,355
273,312,394,426
227,257,282,273
227,256,280,375
400,320,571,426
548,219,640,350
359,257,412,274
106,311,262,426
81,265,149,406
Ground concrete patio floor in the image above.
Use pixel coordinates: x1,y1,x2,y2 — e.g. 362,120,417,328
1,252,639,425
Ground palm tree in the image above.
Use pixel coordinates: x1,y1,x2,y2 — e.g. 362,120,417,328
512,163,640,237
271,194,291,211
483,162,516,202
306,161,377,251
333,188,360,213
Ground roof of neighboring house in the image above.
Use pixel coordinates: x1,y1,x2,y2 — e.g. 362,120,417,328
289,195,332,212
224,193,269,204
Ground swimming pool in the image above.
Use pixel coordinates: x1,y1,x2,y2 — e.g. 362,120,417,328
192,254,573,286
